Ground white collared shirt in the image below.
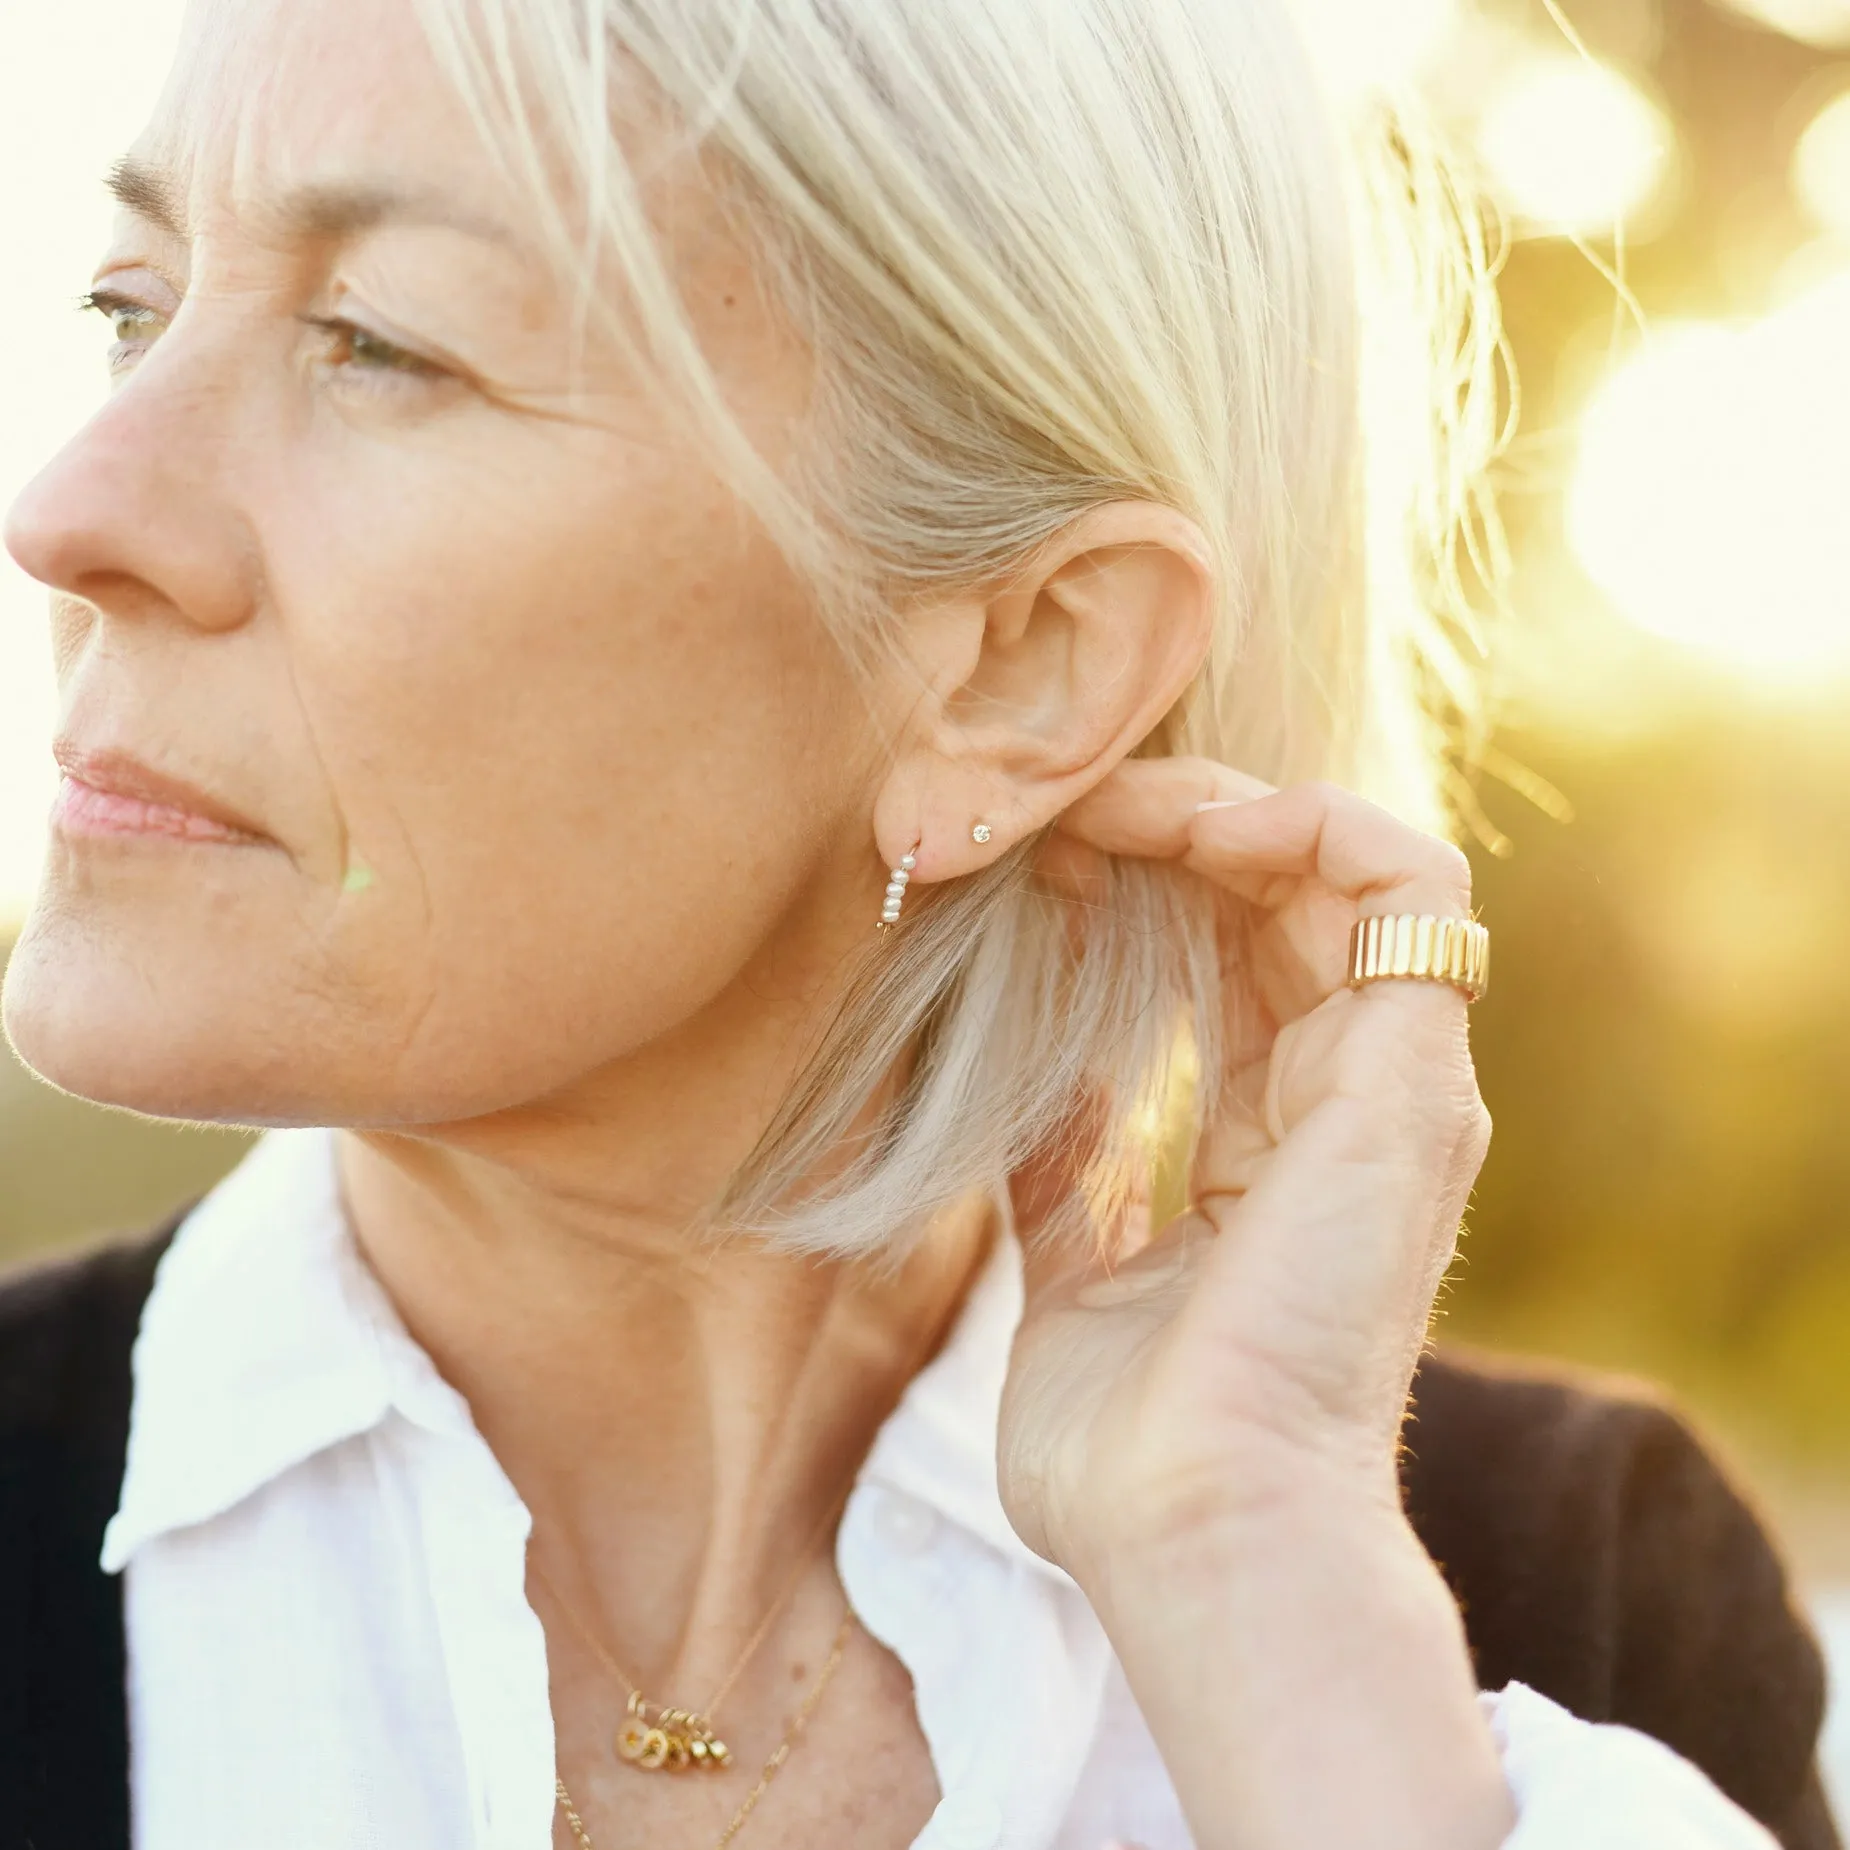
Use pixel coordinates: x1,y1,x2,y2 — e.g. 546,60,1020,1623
103,1131,1781,1850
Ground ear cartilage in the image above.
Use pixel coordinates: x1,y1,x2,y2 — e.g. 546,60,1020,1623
877,850,918,933
971,822,992,844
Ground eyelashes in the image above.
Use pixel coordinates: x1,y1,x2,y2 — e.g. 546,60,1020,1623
297,314,448,381
78,286,165,369
78,286,162,336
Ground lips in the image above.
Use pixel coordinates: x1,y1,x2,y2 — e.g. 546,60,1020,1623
51,742,272,847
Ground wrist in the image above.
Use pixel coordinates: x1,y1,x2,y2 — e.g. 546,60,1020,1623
1077,1486,1512,1850
1059,1442,1407,1618
1081,1484,1448,1673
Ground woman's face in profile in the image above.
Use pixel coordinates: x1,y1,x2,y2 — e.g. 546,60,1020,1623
2,0,882,1128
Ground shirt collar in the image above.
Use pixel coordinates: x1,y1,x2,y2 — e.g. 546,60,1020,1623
103,1128,1060,1584
102,1128,473,1572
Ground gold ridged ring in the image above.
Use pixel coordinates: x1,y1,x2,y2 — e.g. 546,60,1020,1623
1347,914,1489,1003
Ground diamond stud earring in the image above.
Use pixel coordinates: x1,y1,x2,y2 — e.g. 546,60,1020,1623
877,848,918,932
971,822,992,844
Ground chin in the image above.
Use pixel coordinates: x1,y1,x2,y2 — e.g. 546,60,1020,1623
5,908,282,1125
1,837,376,1123
2,887,617,1133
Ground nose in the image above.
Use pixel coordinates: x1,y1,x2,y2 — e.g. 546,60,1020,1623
3,350,261,636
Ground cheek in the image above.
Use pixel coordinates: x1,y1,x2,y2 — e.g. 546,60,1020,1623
253,432,874,1113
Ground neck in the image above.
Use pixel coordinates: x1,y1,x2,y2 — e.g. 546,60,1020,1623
334,1034,990,1696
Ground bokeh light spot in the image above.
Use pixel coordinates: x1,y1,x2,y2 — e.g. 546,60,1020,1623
1793,86,1850,235
1477,57,1672,238
1567,274,1850,678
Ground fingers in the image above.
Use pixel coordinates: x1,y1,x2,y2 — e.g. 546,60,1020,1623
1063,759,1474,1026
1185,780,1472,923
1059,758,1275,859
1061,758,1472,922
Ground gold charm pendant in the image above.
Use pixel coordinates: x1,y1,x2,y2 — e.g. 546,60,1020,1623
615,1691,731,1773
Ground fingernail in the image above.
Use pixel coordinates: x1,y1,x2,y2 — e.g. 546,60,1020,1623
1194,798,1247,813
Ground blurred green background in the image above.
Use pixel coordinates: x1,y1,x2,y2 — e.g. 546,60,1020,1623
5,0,1850,1567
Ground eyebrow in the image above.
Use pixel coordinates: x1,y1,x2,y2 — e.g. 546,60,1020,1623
105,155,523,251
107,157,187,237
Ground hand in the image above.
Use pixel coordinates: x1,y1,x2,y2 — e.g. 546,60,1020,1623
997,759,1488,1572
995,761,1508,1850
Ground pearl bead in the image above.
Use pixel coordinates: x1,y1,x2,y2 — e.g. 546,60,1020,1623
890,868,910,886
899,852,917,871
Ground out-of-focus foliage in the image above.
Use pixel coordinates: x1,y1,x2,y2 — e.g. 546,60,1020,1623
1452,706,1850,1457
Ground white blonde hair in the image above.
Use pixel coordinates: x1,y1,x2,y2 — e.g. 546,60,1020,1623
413,0,1505,1256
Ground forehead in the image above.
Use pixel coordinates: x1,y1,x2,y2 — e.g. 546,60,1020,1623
129,0,761,302
127,0,806,417
138,0,540,240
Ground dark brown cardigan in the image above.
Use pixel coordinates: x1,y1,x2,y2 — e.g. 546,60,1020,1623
0,1229,1839,1850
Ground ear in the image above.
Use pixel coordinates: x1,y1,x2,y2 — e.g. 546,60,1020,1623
873,502,1215,881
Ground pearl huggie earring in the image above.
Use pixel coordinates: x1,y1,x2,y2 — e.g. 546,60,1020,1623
877,846,918,932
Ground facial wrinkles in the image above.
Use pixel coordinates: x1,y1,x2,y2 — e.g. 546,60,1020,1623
4,0,879,1143
120,15,476,362
87,177,578,904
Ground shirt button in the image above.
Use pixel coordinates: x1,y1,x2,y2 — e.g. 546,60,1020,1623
932,1792,1004,1850
873,1489,940,1555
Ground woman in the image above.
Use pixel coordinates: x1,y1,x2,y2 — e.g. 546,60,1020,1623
0,0,1833,1845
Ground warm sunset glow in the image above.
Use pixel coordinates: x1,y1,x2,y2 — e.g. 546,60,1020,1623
1566,275,1850,678
1793,86,1850,235
1477,57,1673,239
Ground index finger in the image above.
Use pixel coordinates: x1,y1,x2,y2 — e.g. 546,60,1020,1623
1058,757,1276,858
1185,780,1473,921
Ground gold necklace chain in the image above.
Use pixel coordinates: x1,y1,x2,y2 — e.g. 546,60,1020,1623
539,1278,954,1795
554,1605,856,1850
531,1473,857,1773
530,1293,950,1775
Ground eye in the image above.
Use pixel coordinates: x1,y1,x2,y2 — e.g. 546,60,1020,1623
79,287,167,370
302,314,447,384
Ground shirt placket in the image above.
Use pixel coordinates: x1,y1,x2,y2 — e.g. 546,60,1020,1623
842,1482,1113,1850
402,1409,558,1849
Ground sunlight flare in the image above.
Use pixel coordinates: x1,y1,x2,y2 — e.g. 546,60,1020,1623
1477,57,1673,239
1567,274,1850,677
